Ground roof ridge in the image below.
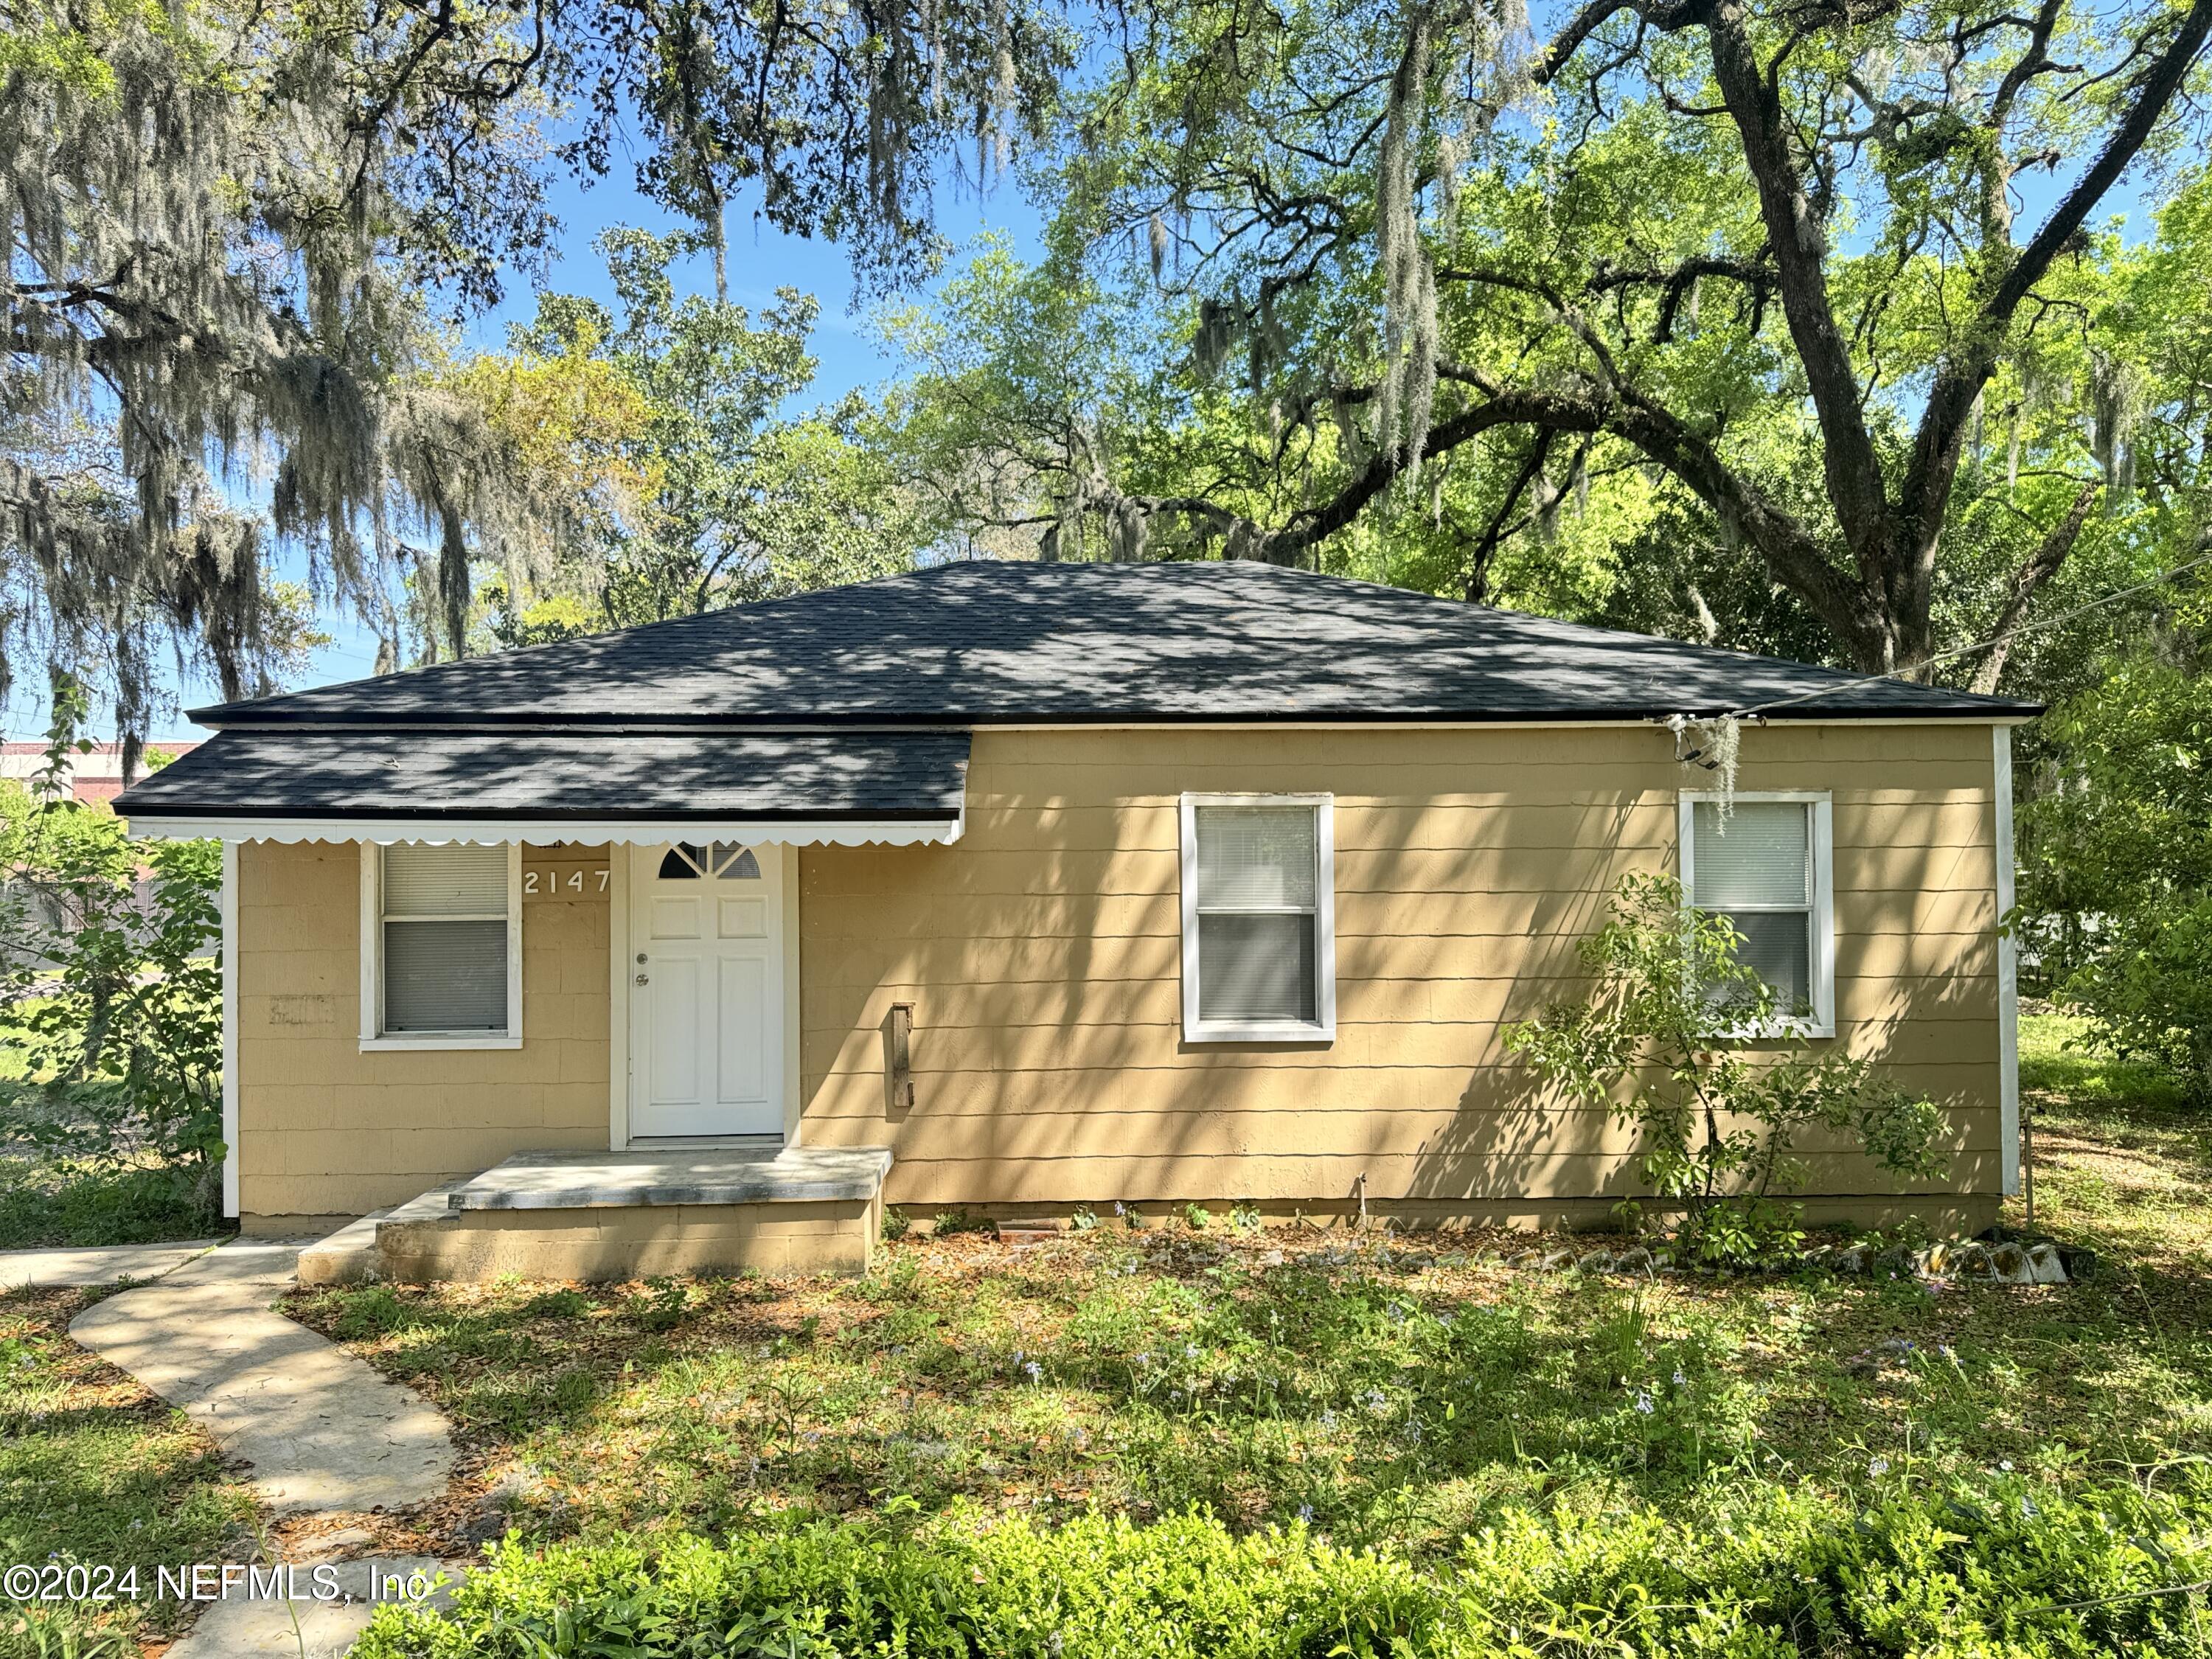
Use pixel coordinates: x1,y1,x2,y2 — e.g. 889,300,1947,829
186,557,2040,728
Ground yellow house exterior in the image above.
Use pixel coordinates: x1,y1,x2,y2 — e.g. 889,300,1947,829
120,562,2031,1273
220,720,2014,1236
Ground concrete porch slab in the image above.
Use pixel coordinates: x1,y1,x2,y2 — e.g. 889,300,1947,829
330,1146,897,1283
446,1144,894,1211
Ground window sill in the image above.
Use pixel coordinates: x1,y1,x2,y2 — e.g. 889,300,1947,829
1709,1020,1834,1043
1183,1021,1335,1046
361,1034,524,1052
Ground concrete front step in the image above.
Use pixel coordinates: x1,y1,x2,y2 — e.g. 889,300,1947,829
301,1147,892,1285
296,1188,458,1287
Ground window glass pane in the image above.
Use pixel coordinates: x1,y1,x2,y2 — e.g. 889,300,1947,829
1198,913,1317,1023
657,845,704,880
1719,911,1812,1015
1196,807,1316,909
1693,801,1809,908
383,843,507,917
714,845,761,879
384,919,508,1032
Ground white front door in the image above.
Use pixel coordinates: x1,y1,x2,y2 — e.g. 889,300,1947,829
629,841,785,1138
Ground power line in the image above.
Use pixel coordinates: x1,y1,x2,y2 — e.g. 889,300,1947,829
1722,544,2212,722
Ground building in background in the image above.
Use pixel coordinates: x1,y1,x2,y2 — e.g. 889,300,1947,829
1,742,201,806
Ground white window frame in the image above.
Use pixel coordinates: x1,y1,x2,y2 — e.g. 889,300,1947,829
358,841,524,1051
1677,791,1835,1040
1179,792,1336,1044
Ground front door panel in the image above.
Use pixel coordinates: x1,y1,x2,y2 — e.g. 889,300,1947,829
630,843,782,1138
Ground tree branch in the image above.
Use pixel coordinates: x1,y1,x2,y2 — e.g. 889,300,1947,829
1703,0,1891,572
1969,481,2100,694
1531,0,1706,87
1464,431,1557,602
1902,0,2212,568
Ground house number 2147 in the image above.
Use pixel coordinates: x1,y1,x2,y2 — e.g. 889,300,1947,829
523,869,611,895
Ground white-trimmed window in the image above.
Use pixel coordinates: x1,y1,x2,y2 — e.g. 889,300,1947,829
360,841,523,1048
1678,793,1834,1035
1180,793,1335,1043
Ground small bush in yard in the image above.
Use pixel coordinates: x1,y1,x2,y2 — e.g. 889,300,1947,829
352,1478,2212,1658
1508,874,1946,1265
0,691,226,1247
931,1207,996,1237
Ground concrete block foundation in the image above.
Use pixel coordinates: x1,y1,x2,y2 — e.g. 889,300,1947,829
296,1145,891,1284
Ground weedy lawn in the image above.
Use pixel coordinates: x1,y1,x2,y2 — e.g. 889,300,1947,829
11,1012,2211,1657
287,1014,2211,1557
0,1286,260,1658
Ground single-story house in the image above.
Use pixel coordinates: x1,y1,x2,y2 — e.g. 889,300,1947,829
116,561,2034,1280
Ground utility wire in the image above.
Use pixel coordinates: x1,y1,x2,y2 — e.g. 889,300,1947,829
1714,544,2212,723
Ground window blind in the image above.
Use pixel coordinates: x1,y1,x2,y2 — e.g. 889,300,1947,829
1691,802,1809,907
1192,804,1320,1026
1691,801,1816,1015
383,844,509,917
1195,807,1316,908
381,843,511,1034
1198,914,1318,1023
384,919,508,1032
1726,913,1811,1009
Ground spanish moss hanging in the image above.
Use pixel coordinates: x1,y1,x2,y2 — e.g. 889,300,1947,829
1667,713,1744,822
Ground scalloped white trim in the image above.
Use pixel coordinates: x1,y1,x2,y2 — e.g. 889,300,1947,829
123,815,963,846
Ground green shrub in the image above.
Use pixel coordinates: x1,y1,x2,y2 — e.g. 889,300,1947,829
1449,1478,2212,1657
0,1158,215,1250
354,1512,1439,1659
931,1207,996,1237
1508,873,1944,1265
351,1479,2212,1659
0,693,225,1247
2018,612,2212,1099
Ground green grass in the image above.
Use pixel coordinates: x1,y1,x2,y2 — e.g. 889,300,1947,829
0,1286,262,1658
0,1156,220,1251
0,1029,220,1248
8,1007,2201,1655
2020,1005,2212,1273
287,1022,2212,1568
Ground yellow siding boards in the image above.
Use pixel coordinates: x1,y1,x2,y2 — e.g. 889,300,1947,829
796,723,2005,1214
234,841,611,1218
232,720,2006,1224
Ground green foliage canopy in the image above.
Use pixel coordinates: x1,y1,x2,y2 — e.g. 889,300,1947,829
475,228,927,643
891,0,2212,682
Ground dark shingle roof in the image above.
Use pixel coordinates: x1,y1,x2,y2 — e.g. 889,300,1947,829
190,560,2037,728
118,730,970,822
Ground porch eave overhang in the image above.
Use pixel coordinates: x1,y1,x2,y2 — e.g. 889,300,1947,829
114,726,971,846
122,813,963,846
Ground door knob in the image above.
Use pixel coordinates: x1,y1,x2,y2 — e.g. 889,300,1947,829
635,973,650,985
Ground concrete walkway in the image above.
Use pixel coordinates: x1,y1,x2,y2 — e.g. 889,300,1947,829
66,1237,467,1655
160,1554,461,1658
69,1239,457,1517
0,1237,220,1288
